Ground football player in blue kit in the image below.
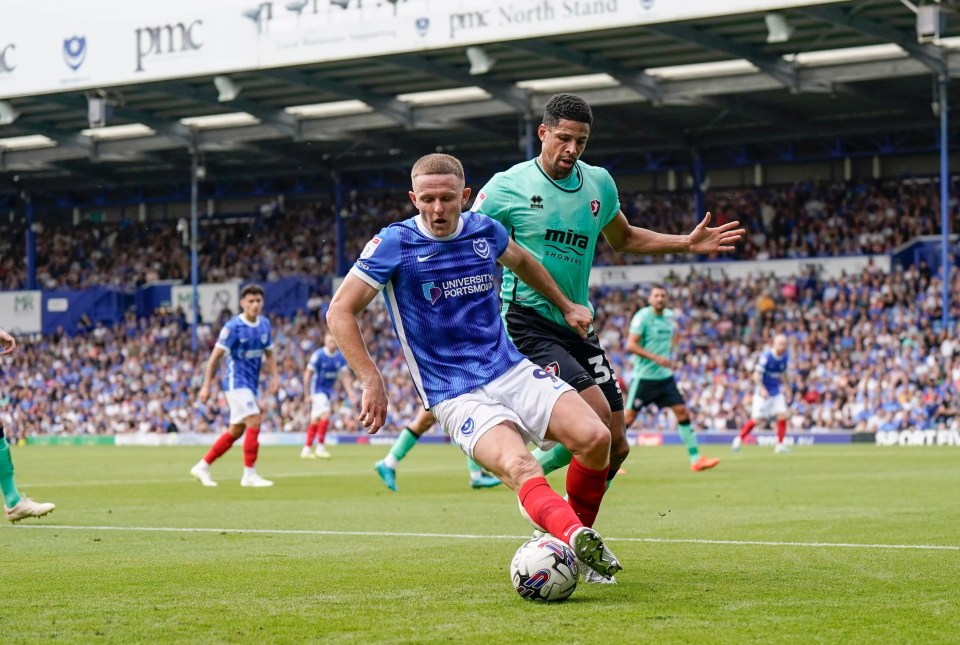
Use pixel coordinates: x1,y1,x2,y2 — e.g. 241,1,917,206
191,284,280,487
302,332,353,459
327,153,622,580
733,334,792,453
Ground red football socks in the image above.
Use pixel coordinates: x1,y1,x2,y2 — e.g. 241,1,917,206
316,419,330,445
565,458,609,528
518,477,582,544
243,427,260,467
204,431,238,465
776,418,787,443
305,423,317,447
739,419,756,439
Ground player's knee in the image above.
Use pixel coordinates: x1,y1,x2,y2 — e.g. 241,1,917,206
501,452,542,489
610,431,630,464
577,419,611,457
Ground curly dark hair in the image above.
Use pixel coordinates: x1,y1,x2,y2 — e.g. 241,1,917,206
542,93,593,127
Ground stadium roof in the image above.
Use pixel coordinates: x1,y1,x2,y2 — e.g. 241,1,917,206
2,0,960,196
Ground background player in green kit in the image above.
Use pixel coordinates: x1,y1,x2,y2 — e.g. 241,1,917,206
624,285,720,472
473,93,742,488
0,327,56,523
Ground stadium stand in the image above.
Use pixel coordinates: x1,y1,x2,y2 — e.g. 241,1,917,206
2,260,957,440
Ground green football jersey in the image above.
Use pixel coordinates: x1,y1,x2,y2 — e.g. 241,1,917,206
628,306,675,380
473,158,620,329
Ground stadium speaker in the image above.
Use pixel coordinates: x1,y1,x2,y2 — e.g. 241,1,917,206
0,100,19,126
765,13,794,44
87,97,113,129
917,5,945,43
466,46,495,75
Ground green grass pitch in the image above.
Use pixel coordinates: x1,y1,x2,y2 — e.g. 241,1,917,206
3,444,959,644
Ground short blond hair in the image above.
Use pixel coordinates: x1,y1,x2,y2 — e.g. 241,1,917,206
411,153,464,183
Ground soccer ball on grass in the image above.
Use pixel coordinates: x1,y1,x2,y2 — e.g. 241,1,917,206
509,535,579,602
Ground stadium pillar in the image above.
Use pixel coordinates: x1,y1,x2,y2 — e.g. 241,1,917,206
524,115,534,160
939,74,951,330
693,152,705,232
190,149,200,352
333,174,346,276
24,194,36,290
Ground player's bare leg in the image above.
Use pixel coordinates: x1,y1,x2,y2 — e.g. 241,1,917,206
472,420,621,580
533,384,628,485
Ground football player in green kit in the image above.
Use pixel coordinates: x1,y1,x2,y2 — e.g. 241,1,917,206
473,94,741,582
625,284,719,472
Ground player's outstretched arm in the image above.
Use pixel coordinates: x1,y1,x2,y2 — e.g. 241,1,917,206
602,210,745,255
198,346,226,403
326,275,388,433
0,328,16,355
498,240,592,337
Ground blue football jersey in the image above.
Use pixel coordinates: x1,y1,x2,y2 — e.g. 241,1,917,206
350,212,526,408
307,348,347,396
756,350,788,396
215,315,273,394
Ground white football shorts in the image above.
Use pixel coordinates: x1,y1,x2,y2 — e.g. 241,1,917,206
431,358,574,460
310,392,332,419
751,392,788,420
224,387,260,425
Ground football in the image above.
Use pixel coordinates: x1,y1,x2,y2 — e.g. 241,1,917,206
510,535,579,602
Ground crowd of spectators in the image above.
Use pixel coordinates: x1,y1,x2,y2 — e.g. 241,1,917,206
0,179,956,290
2,263,959,439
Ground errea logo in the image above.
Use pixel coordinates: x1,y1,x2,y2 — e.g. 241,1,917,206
530,195,544,209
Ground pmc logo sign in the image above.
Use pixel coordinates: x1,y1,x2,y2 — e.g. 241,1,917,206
135,20,203,72
0,43,15,73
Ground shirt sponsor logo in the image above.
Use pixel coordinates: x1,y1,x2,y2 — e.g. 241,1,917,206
542,228,588,265
422,274,495,305
422,282,442,305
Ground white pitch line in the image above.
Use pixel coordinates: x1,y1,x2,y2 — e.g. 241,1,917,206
18,465,466,488
11,524,960,552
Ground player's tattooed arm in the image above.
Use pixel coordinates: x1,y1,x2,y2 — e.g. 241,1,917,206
497,239,592,337
326,274,388,433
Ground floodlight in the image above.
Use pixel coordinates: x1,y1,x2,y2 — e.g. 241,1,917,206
466,46,495,76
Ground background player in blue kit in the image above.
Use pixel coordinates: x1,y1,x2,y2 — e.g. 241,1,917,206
733,333,792,453
191,284,280,487
327,153,622,580
302,332,353,459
